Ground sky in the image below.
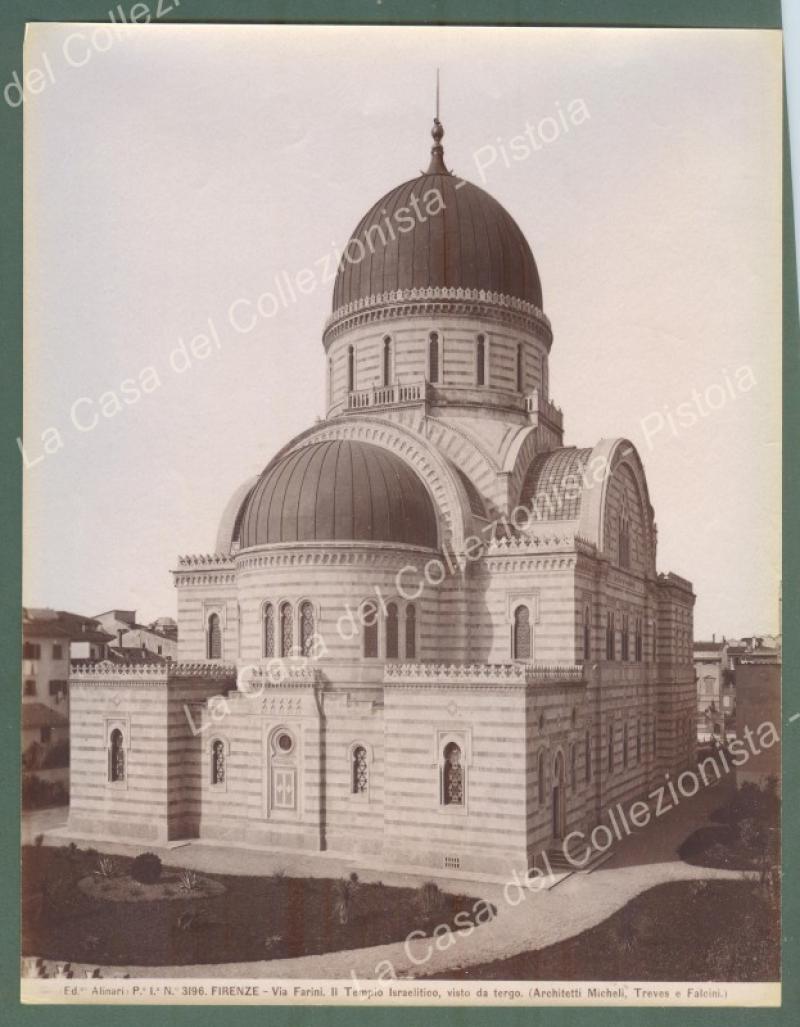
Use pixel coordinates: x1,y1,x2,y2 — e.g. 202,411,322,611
22,24,782,640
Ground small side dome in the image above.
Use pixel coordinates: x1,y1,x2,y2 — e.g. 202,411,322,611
237,440,438,550
518,447,594,521
215,475,259,554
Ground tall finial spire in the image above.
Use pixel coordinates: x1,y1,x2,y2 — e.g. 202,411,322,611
427,67,450,175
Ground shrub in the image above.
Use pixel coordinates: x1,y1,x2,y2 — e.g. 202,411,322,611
738,817,765,850
93,855,118,880
178,868,200,892
333,879,352,925
130,852,162,884
418,881,442,915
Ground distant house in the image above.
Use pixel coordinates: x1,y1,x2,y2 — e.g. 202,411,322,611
21,608,113,759
735,658,781,792
93,609,178,661
693,637,733,742
693,633,781,743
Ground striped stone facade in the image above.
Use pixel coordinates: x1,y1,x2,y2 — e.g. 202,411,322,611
66,130,696,880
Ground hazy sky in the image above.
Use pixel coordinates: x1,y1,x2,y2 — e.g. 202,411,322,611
22,24,782,639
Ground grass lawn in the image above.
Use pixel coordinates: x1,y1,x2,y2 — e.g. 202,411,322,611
22,845,490,967
425,880,780,982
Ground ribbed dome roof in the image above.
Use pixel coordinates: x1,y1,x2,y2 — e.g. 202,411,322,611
518,447,593,521
238,440,438,550
332,122,543,311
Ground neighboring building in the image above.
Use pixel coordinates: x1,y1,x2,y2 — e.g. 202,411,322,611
728,635,781,665
735,659,781,792
67,112,696,878
94,609,178,660
22,608,112,759
694,634,781,743
694,637,734,742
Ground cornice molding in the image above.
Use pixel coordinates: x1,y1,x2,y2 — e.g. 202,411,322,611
69,661,237,685
323,287,553,347
384,661,585,688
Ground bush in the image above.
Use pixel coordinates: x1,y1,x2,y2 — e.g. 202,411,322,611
738,817,765,850
130,852,162,884
93,855,118,879
418,881,442,915
178,868,200,892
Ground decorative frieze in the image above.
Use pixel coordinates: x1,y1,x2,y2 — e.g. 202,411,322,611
384,661,585,687
323,286,552,346
69,660,237,685
235,662,319,690
177,553,236,567
234,544,435,572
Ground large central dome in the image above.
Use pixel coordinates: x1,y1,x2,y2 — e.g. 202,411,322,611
332,120,543,312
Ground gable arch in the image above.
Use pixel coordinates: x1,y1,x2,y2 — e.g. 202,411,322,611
577,438,656,568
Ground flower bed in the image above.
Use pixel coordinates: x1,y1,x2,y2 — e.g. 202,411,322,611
22,845,492,967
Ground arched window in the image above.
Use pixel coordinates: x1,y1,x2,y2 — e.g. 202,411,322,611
299,601,315,657
328,357,333,406
570,742,577,790
623,722,629,768
442,741,464,806
385,602,399,659
352,745,368,794
428,332,439,383
583,603,591,660
607,723,614,773
212,739,225,785
621,614,630,661
635,616,643,662
207,613,221,660
476,334,486,386
606,612,615,660
382,336,392,387
619,512,630,569
263,603,275,658
405,604,416,658
585,728,592,782
280,602,293,658
513,605,531,660
347,345,355,392
109,728,125,783
516,341,524,392
363,602,378,658
636,719,642,762
537,749,546,805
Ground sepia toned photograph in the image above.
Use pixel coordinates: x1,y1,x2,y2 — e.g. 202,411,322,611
18,21,782,1006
